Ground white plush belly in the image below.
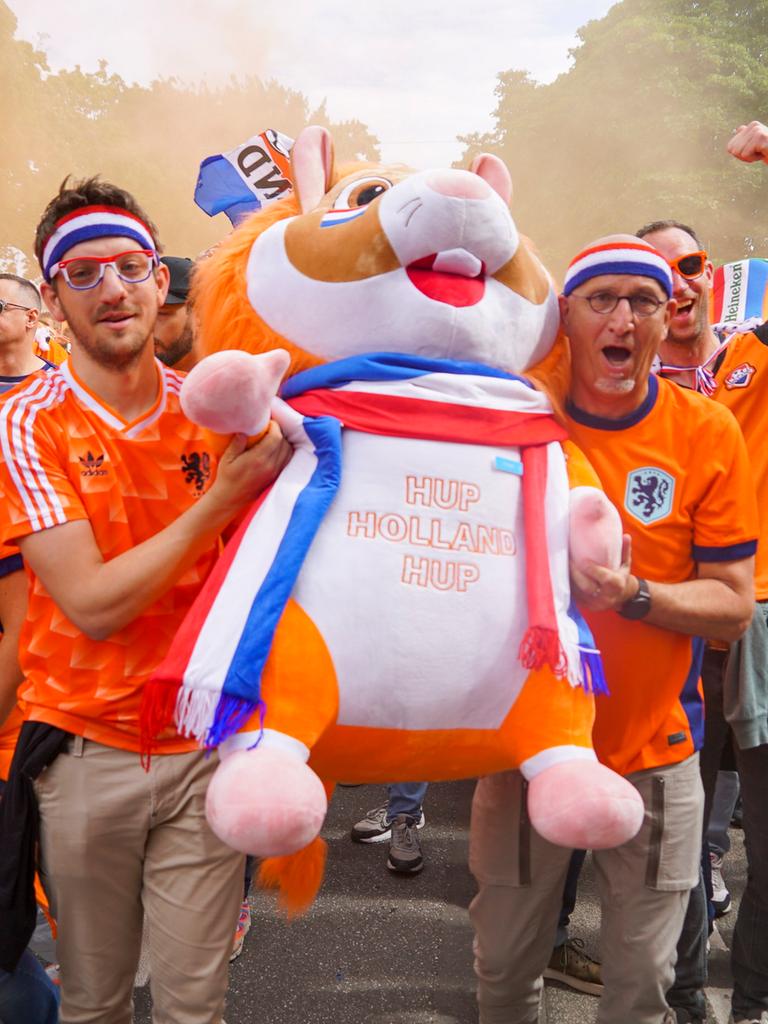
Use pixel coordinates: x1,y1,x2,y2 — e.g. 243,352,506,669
292,431,533,730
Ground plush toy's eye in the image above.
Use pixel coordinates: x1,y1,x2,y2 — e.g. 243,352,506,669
332,177,392,211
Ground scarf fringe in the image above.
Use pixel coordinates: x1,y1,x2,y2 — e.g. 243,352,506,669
578,646,611,696
519,625,568,678
204,693,259,749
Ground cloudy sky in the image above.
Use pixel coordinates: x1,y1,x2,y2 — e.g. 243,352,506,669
9,0,616,167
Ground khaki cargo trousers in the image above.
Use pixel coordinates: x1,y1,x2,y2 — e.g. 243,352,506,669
34,737,244,1024
469,754,703,1024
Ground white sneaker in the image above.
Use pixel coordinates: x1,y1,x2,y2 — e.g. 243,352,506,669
710,851,732,916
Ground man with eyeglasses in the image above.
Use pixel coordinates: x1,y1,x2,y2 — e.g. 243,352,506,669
0,274,57,388
638,124,768,1024
469,236,757,1024
0,177,291,1022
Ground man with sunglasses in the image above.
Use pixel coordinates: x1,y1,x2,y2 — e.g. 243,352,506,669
469,236,757,1024
0,177,291,1022
638,127,768,1024
636,223,722,395
0,275,56,389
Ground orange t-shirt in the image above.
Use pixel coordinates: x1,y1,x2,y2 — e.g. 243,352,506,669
712,324,768,599
565,374,758,776
0,361,61,777
0,360,221,753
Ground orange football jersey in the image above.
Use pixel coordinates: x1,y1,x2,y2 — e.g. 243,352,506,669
712,324,768,599
0,360,220,753
565,374,758,776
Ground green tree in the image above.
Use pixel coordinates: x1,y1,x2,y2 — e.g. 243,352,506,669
459,0,768,278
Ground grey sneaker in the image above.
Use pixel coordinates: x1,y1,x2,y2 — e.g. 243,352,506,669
387,813,424,873
351,804,425,844
543,938,603,996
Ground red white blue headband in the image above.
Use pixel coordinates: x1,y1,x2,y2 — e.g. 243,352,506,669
563,241,673,298
41,205,157,282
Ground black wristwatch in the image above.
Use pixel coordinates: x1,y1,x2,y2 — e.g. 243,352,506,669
618,577,651,620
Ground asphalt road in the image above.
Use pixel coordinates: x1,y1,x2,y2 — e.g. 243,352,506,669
134,779,746,1024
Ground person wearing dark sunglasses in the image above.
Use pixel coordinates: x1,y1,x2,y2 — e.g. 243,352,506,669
636,221,720,394
0,274,56,390
636,127,768,1024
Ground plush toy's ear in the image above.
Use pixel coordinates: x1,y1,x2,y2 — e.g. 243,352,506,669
470,153,513,206
291,126,336,213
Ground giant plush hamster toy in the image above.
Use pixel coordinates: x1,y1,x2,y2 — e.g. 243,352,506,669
143,126,643,911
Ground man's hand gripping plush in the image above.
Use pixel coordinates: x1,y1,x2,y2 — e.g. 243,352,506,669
568,486,633,612
182,349,293,518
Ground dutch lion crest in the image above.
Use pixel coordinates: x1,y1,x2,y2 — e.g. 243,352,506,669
625,467,674,524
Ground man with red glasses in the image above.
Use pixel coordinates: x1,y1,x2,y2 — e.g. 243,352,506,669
639,127,768,1024
0,177,290,1023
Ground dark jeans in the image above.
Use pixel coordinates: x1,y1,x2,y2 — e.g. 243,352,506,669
669,646,768,1020
0,947,60,1024
731,741,768,1019
668,648,727,1021
554,849,587,948
387,781,428,821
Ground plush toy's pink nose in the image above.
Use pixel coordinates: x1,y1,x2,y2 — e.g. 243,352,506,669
426,170,491,200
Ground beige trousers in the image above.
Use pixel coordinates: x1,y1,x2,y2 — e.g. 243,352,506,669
34,737,244,1024
469,754,703,1024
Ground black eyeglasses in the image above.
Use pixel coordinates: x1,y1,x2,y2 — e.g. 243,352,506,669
0,300,34,315
574,291,665,317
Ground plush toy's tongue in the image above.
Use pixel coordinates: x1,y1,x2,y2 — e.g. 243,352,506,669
406,250,485,307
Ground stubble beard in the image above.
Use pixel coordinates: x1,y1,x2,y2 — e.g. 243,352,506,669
155,321,194,368
75,325,149,372
595,376,636,395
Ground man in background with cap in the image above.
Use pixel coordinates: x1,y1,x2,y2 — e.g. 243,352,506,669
0,177,290,1023
469,235,757,1024
154,255,199,371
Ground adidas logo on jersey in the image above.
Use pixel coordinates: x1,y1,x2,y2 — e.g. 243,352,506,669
79,450,108,477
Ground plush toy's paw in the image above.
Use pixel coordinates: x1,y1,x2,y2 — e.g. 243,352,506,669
180,348,290,436
206,747,328,857
527,760,643,849
569,486,622,572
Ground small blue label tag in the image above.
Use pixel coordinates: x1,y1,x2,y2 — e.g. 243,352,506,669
494,456,523,476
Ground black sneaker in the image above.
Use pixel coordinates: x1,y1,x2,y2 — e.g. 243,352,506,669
387,813,424,874
351,804,425,844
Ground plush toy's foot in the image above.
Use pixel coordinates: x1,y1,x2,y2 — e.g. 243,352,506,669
180,348,290,436
527,760,644,849
206,747,328,857
569,485,623,573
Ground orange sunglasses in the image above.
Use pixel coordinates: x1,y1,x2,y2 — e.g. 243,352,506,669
667,251,708,280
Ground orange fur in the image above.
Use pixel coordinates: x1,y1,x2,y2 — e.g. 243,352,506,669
192,162,375,379
526,329,571,424
257,837,328,917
